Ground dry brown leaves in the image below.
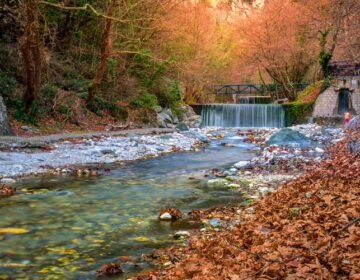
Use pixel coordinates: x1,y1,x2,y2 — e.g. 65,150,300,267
95,260,123,276
0,184,17,196
143,130,360,280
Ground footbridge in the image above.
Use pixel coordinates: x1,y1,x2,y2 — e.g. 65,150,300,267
209,83,309,95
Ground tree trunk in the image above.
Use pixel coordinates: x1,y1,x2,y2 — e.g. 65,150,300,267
87,0,115,104
21,0,42,112
0,96,15,136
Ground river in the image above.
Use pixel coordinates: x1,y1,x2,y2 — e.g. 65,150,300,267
0,130,256,279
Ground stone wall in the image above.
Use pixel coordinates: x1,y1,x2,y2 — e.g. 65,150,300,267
0,96,15,136
312,77,360,117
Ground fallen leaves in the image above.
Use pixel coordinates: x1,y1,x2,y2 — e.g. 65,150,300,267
95,260,123,276
0,184,16,196
138,128,360,279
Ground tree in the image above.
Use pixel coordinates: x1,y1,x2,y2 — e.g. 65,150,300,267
300,0,359,77
87,0,115,104
21,0,43,112
237,0,316,101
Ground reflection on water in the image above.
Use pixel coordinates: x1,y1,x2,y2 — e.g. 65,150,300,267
0,131,255,279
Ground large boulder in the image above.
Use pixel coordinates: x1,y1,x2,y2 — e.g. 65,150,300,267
0,96,15,136
266,128,308,145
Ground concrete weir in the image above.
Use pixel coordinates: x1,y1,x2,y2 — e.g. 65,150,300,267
313,77,360,117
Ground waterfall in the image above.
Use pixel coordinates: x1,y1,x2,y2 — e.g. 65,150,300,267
201,104,285,128
236,96,272,104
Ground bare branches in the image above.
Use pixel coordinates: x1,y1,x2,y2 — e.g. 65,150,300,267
38,1,127,23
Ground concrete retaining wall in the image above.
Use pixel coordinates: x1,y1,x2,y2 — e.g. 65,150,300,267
313,77,360,117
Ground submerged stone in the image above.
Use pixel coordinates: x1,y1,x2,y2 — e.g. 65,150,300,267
160,134,173,140
266,128,308,145
206,179,228,186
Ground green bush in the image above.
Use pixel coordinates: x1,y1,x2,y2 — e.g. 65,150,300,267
86,94,128,120
285,102,313,125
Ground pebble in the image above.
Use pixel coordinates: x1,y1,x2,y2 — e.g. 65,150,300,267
174,231,190,238
159,213,172,220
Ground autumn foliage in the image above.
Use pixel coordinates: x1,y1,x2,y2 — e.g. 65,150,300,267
141,130,360,279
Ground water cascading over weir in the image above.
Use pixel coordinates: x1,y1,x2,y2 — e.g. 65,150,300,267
201,104,285,128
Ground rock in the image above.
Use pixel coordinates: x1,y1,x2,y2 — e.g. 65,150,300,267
185,105,197,118
160,109,177,124
101,149,116,155
159,207,183,220
204,218,222,228
159,212,172,220
172,115,179,124
1,178,16,183
173,231,190,239
152,105,162,113
226,183,241,188
0,96,15,136
156,114,167,128
206,179,228,186
21,125,30,131
266,128,308,145
221,143,234,147
85,140,93,146
166,124,175,129
176,122,189,132
234,161,251,169
198,135,210,143
315,147,324,154
160,134,173,140
187,115,201,122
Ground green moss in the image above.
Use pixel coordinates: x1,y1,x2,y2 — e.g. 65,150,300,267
296,81,323,102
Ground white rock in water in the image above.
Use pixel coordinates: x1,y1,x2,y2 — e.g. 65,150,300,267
174,231,190,238
159,212,172,220
315,147,324,154
234,161,251,169
1,178,16,183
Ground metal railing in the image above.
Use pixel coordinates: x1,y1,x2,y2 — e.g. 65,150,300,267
210,83,309,95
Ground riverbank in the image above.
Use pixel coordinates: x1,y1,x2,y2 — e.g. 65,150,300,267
0,128,206,179
0,124,342,181
135,127,360,280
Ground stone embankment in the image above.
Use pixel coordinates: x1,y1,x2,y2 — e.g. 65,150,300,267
0,127,212,179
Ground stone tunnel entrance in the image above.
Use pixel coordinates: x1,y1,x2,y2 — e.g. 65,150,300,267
338,88,350,115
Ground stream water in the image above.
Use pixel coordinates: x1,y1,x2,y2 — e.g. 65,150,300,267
0,131,256,279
